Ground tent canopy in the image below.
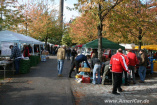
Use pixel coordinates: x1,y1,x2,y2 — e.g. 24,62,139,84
72,44,84,48
82,38,125,50
0,30,43,44
135,45,157,50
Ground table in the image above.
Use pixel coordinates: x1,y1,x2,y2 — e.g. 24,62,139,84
0,60,15,79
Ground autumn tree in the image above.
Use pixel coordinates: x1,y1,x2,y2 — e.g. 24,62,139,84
108,0,157,46
69,13,98,44
73,0,123,60
17,1,63,49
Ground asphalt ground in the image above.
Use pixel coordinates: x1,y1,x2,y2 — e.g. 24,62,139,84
1,56,157,105
0,56,74,105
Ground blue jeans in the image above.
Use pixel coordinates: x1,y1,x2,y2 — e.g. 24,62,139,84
92,64,101,84
57,60,64,75
138,66,146,81
14,58,21,74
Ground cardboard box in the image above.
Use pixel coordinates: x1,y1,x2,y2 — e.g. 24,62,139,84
79,67,90,72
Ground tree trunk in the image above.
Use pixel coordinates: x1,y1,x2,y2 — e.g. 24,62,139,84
59,0,64,28
98,3,103,61
45,36,48,50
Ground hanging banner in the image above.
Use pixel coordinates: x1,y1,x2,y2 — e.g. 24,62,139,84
1,42,14,56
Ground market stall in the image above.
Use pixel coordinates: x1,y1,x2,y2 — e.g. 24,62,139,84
0,30,44,78
82,38,125,50
135,45,157,73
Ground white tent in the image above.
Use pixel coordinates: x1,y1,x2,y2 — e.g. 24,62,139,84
0,30,43,44
0,30,44,55
119,43,136,50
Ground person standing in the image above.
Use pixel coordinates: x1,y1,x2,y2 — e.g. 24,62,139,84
57,45,66,77
9,45,22,74
23,45,30,57
71,48,77,64
68,52,90,78
91,54,101,84
110,48,130,95
127,50,138,84
138,50,148,83
66,47,71,60
122,53,130,86
28,44,32,53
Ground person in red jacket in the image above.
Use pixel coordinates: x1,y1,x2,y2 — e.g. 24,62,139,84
122,53,130,86
127,50,138,84
110,48,130,95
23,45,30,57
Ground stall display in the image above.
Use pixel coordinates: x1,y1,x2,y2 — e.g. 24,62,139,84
20,59,30,74
75,67,91,83
0,59,14,79
41,50,49,62
35,55,40,64
82,75,90,83
30,55,37,67
41,55,46,62
153,61,157,72
79,67,90,72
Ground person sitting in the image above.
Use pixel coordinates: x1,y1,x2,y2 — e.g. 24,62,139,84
68,51,90,78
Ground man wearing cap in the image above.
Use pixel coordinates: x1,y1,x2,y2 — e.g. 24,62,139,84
57,45,66,77
110,48,130,95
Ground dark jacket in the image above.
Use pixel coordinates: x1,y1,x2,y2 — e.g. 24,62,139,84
75,54,90,68
139,53,148,67
10,46,21,59
91,58,101,69
71,49,77,56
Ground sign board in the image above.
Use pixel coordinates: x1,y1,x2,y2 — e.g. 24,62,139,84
1,42,14,56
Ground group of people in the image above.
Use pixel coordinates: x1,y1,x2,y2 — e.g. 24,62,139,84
56,46,148,95
9,44,32,74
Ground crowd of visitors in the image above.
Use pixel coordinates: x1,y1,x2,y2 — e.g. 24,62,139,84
8,43,148,95
55,45,148,95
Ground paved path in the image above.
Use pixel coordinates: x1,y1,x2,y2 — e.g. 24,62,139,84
2,56,157,105
70,73,157,105
0,56,74,105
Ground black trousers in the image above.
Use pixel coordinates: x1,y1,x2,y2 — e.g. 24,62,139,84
123,71,128,85
71,56,75,64
112,72,122,93
69,60,80,76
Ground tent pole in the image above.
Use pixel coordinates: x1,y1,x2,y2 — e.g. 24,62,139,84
18,42,21,50
32,44,34,55
39,44,41,56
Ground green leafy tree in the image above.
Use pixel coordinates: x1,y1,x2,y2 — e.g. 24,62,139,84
0,0,21,30
62,33,72,46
